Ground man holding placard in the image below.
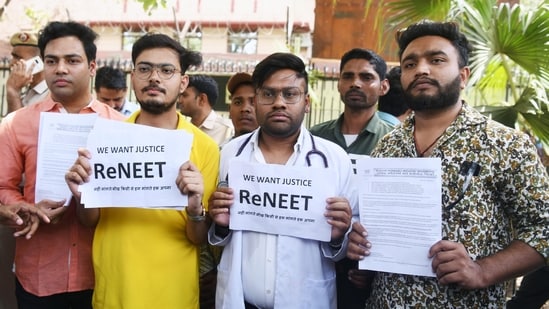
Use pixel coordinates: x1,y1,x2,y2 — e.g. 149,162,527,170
347,21,549,308
65,34,219,308
208,52,357,308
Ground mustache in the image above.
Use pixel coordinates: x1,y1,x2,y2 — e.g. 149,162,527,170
142,85,166,94
344,89,365,98
408,77,439,91
267,110,289,118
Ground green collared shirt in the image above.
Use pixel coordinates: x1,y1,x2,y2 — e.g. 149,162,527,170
310,112,394,155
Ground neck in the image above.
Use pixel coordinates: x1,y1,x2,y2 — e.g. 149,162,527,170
341,107,376,134
136,110,179,129
191,108,212,127
414,101,462,131
413,101,462,157
258,130,299,165
56,92,93,114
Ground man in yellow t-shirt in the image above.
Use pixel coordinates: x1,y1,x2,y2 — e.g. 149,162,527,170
66,34,219,309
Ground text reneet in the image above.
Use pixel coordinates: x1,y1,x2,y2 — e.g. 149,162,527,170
239,190,313,211
94,161,166,179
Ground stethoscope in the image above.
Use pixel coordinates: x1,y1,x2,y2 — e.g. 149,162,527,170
235,131,329,168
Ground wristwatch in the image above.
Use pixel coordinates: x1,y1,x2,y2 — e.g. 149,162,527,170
186,207,206,222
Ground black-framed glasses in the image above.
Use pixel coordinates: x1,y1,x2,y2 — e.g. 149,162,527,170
134,63,181,80
256,87,304,105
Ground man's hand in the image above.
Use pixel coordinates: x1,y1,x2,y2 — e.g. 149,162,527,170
176,161,204,214
65,148,93,200
0,203,51,239
347,222,371,260
6,59,34,112
429,240,485,289
324,197,352,244
7,59,33,91
348,269,375,289
35,199,67,225
207,186,233,228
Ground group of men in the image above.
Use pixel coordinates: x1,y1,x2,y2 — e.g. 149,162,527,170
0,19,547,309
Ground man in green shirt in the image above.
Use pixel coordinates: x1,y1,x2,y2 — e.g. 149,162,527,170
310,48,394,309
310,48,393,155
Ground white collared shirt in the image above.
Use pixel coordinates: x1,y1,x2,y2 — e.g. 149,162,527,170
214,126,357,308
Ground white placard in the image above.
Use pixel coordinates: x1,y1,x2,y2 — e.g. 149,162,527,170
79,117,193,208
356,157,442,277
228,160,336,241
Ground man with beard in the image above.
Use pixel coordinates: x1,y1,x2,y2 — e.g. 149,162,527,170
347,21,549,308
208,53,356,308
65,33,220,308
310,48,394,309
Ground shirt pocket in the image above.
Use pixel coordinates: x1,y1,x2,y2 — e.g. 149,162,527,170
297,276,336,309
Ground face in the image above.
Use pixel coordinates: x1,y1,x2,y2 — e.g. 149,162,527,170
10,45,40,65
131,47,187,115
400,35,470,111
337,58,388,110
96,87,127,111
229,84,258,136
178,86,201,118
43,36,96,104
255,69,309,139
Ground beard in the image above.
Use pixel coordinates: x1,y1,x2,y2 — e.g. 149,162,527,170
404,75,461,111
139,98,177,115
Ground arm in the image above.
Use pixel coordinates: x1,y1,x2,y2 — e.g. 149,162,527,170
430,239,545,290
6,60,33,113
65,148,100,227
176,161,209,245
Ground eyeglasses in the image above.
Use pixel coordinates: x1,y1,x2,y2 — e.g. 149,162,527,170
256,87,305,105
134,63,181,80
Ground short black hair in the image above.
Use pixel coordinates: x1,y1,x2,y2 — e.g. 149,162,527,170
188,75,219,107
397,20,473,68
340,48,387,80
252,53,308,93
95,66,127,92
131,33,202,74
378,66,409,117
38,21,98,63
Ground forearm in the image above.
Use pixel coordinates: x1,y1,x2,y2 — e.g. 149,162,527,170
208,223,232,246
186,216,210,245
476,240,545,287
6,86,23,113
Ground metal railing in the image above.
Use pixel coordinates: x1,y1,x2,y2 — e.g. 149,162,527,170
0,57,345,127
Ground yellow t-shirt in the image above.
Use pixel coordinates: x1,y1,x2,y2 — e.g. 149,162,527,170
92,112,219,309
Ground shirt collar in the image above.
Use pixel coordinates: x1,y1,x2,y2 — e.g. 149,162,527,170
31,80,48,94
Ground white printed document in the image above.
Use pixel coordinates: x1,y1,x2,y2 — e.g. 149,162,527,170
35,112,98,205
356,157,441,277
228,160,336,241
79,118,193,209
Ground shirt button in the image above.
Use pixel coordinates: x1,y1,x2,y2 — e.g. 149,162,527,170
266,289,272,294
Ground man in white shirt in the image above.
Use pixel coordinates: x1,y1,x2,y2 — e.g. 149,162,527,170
208,53,356,309
179,74,234,145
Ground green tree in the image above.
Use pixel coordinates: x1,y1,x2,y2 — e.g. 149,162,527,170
380,0,549,148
